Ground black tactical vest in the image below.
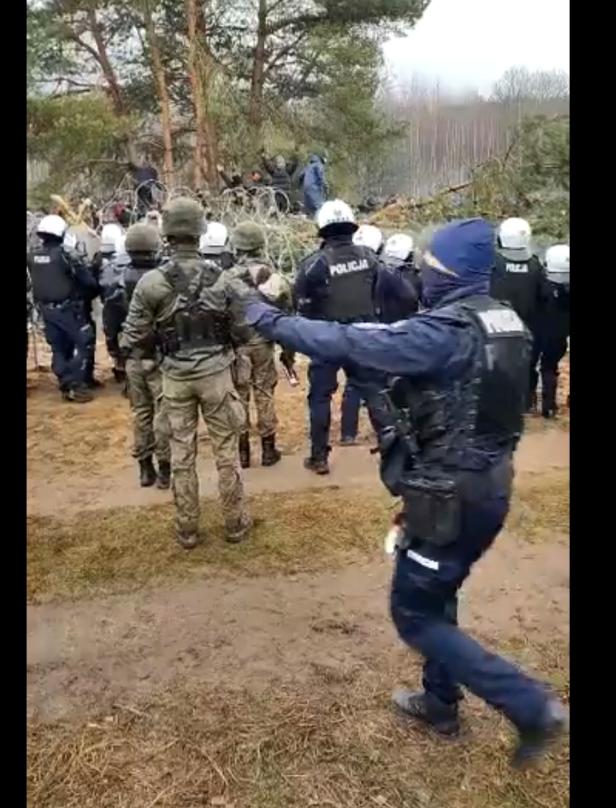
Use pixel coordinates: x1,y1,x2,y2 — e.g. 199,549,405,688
158,259,231,356
391,296,530,473
319,243,377,322
27,245,74,304
124,257,159,306
490,253,544,329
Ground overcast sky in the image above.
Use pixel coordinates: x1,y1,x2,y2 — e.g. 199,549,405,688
383,0,570,95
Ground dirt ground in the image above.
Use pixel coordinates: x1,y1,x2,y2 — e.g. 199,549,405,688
26,339,570,808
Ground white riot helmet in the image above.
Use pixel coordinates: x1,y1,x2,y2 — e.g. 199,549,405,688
199,221,229,255
316,199,357,234
37,214,67,239
498,218,532,250
117,234,127,254
353,224,384,254
545,244,569,285
100,223,124,255
384,233,414,262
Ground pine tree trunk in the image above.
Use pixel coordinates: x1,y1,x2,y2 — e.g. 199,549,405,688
185,0,218,188
247,0,267,138
85,8,137,164
143,0,175,186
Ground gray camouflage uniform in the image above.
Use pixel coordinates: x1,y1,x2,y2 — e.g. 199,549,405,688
228,253,292,438
120,199,252,546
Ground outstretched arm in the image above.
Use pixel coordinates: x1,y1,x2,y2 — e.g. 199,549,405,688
244,300,471,379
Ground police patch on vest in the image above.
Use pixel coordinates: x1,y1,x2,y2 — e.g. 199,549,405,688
33,255,51,264
477,308,525,335
330,259,370,276
505,262,529,274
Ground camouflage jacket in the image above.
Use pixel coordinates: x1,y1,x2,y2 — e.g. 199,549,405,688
227,254,292,346
119,247,250,381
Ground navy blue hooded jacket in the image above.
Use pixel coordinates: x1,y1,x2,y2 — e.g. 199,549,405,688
301,155,326,215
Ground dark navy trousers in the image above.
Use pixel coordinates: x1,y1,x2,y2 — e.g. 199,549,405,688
41,301,93,391
307,359,385,456
390,480,549,730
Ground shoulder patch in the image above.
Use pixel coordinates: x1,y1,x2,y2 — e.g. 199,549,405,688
476,308,525,335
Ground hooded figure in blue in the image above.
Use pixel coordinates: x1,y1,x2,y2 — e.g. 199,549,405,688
241,218,567,765
300,154,327,217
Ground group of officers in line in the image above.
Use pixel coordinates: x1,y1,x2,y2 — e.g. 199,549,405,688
26,199,570,493
26,195,570,766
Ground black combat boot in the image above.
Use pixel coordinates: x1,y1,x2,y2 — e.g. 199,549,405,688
392,689,460,736
239,433,251,469
139,457,157,487
156,460,171,490
261,434,281,467
513,697,568,768
62,386,94,404
303,451,329,475
541,369,558,419
225,513,253,544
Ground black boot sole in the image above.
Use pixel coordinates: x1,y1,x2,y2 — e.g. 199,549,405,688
393,702,460,737
262,454,282,467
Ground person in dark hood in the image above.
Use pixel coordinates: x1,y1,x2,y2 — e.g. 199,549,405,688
300,154,327,217
237,218,568,767
260,152,298,213
129,158,159,216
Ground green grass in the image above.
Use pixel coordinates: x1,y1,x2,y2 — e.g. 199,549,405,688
27,471,569,604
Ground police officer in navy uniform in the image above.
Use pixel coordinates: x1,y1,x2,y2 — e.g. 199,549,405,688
293,199,382,473
240,218,567,766
490,217,546,410
376,233,421,323
98,224,130,384
537,245,570,418
27,215,98,403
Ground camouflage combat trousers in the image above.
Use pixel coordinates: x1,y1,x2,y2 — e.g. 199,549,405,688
162,367,249,536
234,342,278,438
126,358,171,463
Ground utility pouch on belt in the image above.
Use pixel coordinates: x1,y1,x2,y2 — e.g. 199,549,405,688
402,476,461,547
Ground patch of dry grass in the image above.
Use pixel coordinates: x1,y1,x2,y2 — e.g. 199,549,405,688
27,487,392,603
27,639,569,808
27,471,568,604
27,356,375,479
507,470,569,542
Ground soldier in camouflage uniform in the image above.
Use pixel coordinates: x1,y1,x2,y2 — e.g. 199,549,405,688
120,198,252,549
122,223,171,489
228,222,292,469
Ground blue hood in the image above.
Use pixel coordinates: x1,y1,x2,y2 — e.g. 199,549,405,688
309,154,322,165
420,218,495,308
